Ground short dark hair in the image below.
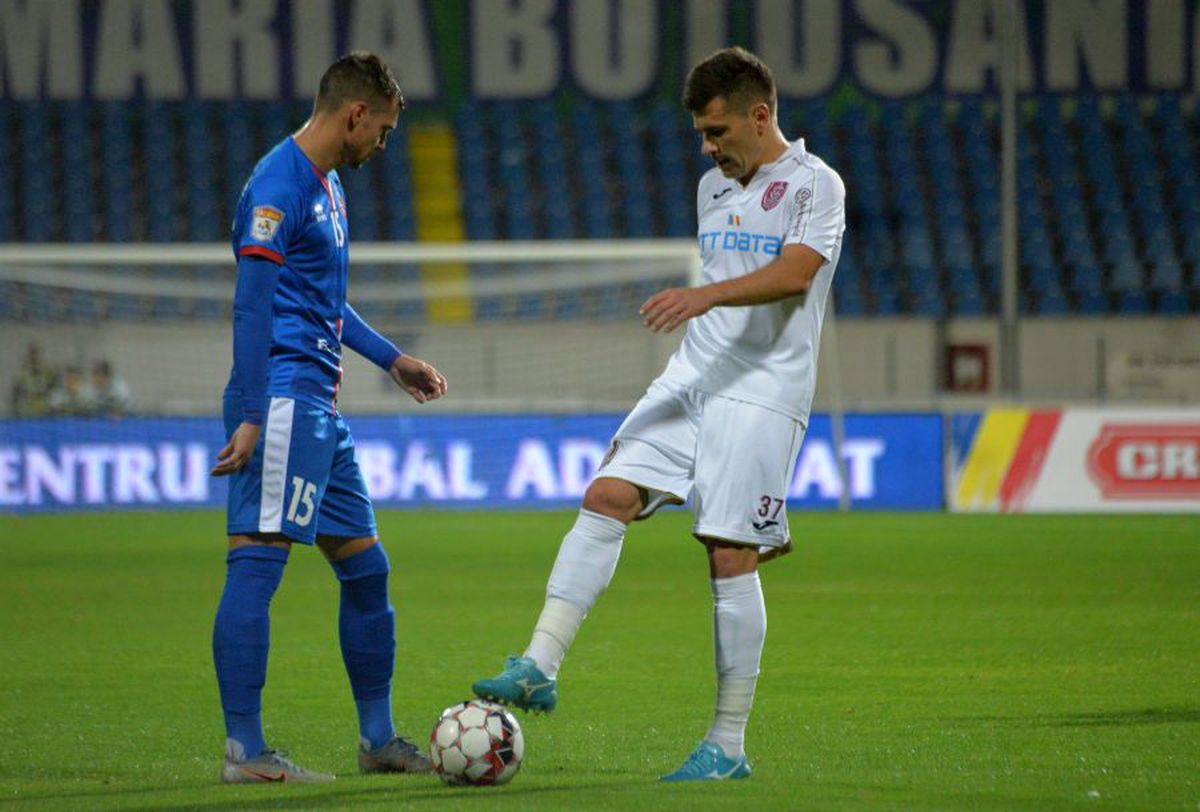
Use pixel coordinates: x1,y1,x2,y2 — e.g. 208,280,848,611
315,51,404,114
683,46,776,116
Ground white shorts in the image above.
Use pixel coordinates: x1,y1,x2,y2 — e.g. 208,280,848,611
596,379,806,549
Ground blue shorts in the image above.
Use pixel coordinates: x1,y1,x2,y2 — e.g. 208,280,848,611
224,395,377,544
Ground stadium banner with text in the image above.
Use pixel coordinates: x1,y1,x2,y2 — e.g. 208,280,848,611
951,408,1200,513
0,412,942,513
3,0,1196,102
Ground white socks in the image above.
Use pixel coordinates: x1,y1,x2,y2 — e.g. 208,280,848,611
524,509,626,678
522,510,765,760
706,571,766,759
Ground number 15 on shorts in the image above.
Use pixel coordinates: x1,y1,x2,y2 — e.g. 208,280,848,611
287,476,317,527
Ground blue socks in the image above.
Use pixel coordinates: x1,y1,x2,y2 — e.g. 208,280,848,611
212,545,288,760
331,543,396,750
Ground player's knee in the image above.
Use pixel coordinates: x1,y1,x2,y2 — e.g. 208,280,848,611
330,540,390,582
582,478,642,524
707,542,759,579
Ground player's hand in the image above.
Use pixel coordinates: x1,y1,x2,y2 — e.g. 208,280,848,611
211,421,261,477
639,286,717,333
389,355,448,404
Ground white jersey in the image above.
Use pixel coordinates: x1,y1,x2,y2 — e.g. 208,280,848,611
658,138,845,425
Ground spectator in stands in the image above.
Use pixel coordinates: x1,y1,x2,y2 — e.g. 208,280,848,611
90,360,134,417
11,343,57,417
48,365,95,416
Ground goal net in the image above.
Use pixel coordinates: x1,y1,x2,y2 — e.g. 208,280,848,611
0,240,707,512
0,240,699,417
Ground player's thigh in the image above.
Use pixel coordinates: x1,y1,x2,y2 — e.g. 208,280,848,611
692,397,804,548
314,413,378,541
596,380,699,517
226,397,339,544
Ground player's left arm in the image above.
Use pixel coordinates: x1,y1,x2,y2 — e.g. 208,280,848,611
341,302,448,403
640,244,824,333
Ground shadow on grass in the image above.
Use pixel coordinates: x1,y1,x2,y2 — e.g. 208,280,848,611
953,705,1200,728
150,780,638,811
16,779,635,810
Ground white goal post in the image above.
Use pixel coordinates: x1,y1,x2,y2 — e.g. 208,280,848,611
0,240,704,303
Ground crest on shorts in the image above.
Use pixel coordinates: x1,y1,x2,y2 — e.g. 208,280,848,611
761,181,788,211
251,205,284,241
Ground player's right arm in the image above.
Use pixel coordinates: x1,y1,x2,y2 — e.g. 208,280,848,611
212,254,280,476
212,178,296,477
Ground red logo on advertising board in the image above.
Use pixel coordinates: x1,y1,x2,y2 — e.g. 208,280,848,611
761,181,788,211
1086,424,1200,499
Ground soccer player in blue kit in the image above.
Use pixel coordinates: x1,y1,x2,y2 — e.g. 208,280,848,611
210,52,448,784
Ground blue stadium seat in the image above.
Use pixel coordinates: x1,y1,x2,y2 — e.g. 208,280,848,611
142,102,177,242
650,101,694,236
871,285,901,315
1034,285,1070,315
61,102,94,242
341,162,379,241
1116,291,1151,314
454,103,494,241
1157,290,1191,314
184,102,220,241
20,102,54,240
101,102,134,241
223,102,255,221
570,102,615,238
608,101,654,237
912,281,946,317
1068,262,1105,296
530,99,577,239
378,121,414,241
1077,291,1110,314
1149,257,1184,291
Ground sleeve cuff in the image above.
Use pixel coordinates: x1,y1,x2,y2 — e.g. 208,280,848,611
238,245,284,265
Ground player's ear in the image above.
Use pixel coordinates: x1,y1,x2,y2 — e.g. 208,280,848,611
753,102,770,132
347,101,369,131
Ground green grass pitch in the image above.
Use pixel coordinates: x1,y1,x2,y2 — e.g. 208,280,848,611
1,511,1197,811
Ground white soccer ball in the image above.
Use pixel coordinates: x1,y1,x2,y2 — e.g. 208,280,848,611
429,699,524,786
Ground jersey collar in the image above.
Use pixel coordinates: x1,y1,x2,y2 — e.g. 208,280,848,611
756,138,807,178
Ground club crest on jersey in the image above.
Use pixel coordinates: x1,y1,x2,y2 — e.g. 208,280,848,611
251,206,284,241
761,181,789,211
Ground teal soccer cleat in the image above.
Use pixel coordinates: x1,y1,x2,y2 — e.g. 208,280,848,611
659,741,752,782
472,655,558,712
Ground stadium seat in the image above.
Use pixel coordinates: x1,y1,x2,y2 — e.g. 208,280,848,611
1034,285,1070,315
101,101,134,242
384,126,422,241
184,102,220,241
142,102,178,242
1149,257,1184,291
1117,291,1151,314
5,91,1198,321
20,102,54,241
61,102,94,242
1157,290,1191,314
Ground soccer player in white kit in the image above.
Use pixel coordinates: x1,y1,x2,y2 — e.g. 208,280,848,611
473,46,845,781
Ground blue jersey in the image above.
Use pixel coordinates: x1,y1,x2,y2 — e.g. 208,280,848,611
226,137,350,411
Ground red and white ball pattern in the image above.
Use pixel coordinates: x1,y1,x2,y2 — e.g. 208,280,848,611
429,699,524,786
